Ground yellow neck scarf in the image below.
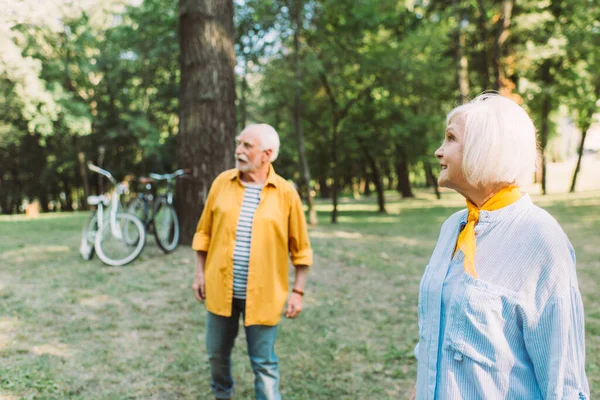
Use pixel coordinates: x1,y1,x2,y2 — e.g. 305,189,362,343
454,185,522,278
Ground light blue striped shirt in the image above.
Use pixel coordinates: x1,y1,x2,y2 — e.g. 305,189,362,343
415,194,589,399
232,182,262,299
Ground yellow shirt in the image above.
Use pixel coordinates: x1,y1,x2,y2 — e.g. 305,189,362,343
192,167,313,326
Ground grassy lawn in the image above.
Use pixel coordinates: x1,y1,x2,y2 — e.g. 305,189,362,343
1,189,599,399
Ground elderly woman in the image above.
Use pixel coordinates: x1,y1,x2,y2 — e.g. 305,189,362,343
412,94,589,399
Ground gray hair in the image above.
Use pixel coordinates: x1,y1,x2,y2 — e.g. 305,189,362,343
242,123,280,162
447,93,538,188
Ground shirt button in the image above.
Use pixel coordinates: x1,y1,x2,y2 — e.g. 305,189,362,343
454,351,463,361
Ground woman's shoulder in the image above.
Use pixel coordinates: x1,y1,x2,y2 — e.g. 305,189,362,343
517,204,571,246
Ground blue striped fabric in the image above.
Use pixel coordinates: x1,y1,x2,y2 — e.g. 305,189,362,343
232,182,262,299
415,194,589,399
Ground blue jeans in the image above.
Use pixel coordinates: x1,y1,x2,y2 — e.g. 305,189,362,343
205,298,281,400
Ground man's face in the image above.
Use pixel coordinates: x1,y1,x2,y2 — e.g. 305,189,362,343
434,115,469,192
235,129,268,173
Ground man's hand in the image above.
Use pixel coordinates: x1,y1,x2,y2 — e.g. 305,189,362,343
284,292,303,318
192,274,205,302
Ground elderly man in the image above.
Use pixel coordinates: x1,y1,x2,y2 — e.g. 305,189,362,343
192,123,313,400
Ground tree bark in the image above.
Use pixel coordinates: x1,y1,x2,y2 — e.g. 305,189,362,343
386,170,394,191
330,122,339,223
240,58,248,128
62,176,74,211
319,72,371,223
492,0,514,91
318,176,330,199
424,162,441,200
358,140,385,212
476,0,491,89
395,147,414,198
363,173,371,197
539,62,553,195
368,158,386,213
453,0,470,100
177,0,237,244
291,0,317,226
570,121,591,193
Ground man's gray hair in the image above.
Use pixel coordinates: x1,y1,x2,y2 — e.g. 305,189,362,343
447,93,538,188
243,123,280,162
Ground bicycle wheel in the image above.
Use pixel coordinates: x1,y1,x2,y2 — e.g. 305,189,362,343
79,212,99,260
126,197,147,225
124,197,147,245
95,213,146,266
153,197,180,253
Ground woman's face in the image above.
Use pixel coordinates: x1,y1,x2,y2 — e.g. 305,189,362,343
435,116,469,192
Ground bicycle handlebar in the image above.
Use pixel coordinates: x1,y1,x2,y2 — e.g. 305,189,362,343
88,163,118,185
149,169,189,181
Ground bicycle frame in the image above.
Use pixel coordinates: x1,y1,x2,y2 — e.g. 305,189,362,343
149,169,187,205
87,163,129,239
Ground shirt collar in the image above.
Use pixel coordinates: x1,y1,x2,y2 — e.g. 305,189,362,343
229,165,278,187
460,193,533,224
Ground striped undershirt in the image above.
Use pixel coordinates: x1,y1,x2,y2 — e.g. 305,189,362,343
232,181,263,299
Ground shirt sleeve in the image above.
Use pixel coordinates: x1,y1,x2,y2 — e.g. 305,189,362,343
191,178,218,252
523,286,589,399
288,188,313,267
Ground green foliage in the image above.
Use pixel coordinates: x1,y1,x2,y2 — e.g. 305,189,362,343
0,0,599,213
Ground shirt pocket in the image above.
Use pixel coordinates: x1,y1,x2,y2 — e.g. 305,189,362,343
444,281,517,372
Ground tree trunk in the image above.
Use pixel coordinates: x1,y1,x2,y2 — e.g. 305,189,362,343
492,0,514,91
395,148,414,198
240,58,248,128
177,0,237,244
539,62,553,196
357,141,385,212
369,159,386,214
387,170,394,191
453,0,470,100
476,0,491,89
292,0,317,226
363,173,371,196
570,121,591,193
318,176,330,199
39,192,50,213
330,124,339,223
62,177,74,211
424,162,441,200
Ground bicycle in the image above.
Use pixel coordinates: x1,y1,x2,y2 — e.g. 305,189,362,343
126,168,189,253
79,163,146,266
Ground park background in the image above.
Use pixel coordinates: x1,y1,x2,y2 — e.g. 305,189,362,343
1,0,600,398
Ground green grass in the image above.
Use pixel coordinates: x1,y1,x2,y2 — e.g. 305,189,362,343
0,190,599,399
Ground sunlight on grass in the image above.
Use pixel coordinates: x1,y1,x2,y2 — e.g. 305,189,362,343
0,245,70,262
311,229,422,247
0,212,87,222
79,295,121,308
30,343,73,359
0,317,19,351
310,230,364,239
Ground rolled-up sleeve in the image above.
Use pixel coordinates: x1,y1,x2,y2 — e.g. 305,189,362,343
192,181,217,252
523,287,589,399
288,190,312,267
